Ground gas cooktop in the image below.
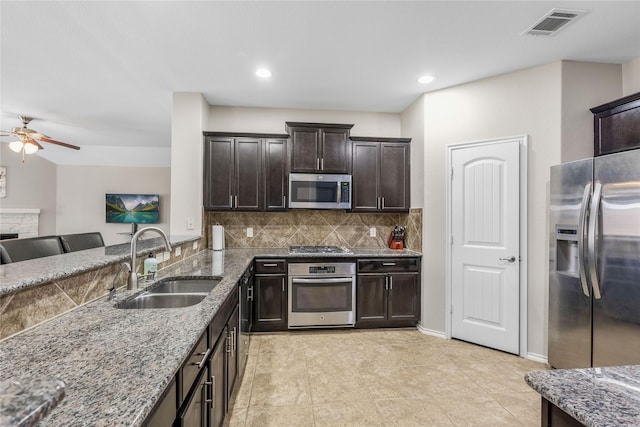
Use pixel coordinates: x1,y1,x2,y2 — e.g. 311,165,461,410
289,245,352,254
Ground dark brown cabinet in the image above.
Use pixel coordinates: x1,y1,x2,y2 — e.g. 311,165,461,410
253,259,287,332
264,138,288,210
286,122,353,173
591,92,640,156
143,378,176,427
541,398,585,427
351,137,411,213
356,258,420,328
209,333,226,427
203,136,262,210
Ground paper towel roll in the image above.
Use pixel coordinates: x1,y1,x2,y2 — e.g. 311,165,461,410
212,225,225,251
212,250,224,275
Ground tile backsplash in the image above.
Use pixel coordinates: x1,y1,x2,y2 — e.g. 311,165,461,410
205,208,422,252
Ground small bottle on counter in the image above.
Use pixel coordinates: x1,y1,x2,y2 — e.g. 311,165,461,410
143,253,158,280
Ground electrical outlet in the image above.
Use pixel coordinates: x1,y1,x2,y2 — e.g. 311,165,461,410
163,251,170,262
175,246,181,257
370,227,377,237
156,252,165,262
192,241,198,250
246,227,253,237
187,217,195,230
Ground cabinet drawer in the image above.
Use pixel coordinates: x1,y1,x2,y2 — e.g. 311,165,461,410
180,329,209,403
357,258,420,273
255,259,286,274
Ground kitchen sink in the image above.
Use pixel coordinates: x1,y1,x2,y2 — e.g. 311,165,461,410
119,293,207,309
148,279,219,294
117,278,219,309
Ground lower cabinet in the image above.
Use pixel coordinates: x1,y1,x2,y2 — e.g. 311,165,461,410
209,334,226,427
356,258,421,328
541,398,585,427
252,259,287,332
143,379,176,427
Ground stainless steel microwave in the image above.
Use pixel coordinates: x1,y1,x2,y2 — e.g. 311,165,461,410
288,173,352,209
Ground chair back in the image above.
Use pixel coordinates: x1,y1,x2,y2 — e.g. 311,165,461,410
0,236,65,264
59,232,105,253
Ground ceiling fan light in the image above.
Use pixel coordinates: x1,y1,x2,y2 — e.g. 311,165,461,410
23,142,40,154
9,140,24,153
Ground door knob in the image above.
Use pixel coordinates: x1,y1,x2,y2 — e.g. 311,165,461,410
499,256,517,263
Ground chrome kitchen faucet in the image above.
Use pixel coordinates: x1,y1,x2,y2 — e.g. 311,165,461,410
126,227,172,290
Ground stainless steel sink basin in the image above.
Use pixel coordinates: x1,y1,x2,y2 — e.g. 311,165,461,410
119,293,207,309
149,279,219,294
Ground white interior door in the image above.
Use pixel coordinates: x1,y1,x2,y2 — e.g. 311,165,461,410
450,139,520,354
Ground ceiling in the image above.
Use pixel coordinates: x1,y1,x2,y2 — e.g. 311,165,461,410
1,1,639,166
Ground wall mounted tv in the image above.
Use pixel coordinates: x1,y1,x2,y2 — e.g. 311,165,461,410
106,194,159,224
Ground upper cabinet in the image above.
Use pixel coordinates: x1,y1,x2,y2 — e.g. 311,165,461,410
591,92,640,156
286,122,354,173
203,132,288,211
351,137,411,213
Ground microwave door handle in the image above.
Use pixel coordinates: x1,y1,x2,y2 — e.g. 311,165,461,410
578,183,591,298
588,182,603,299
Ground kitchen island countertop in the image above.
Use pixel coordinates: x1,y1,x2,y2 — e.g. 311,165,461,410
0,378,65,427
525,365,640,426
0,247,421,426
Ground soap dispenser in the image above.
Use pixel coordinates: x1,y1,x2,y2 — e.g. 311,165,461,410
143,253,158,280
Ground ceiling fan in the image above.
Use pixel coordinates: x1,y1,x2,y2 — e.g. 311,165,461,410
1,116,80,162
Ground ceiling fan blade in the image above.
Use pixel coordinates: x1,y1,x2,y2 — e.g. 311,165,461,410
26,138,45,150
40,137,81,150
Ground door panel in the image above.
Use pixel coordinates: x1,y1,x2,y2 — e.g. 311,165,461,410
290,127,319,172
321,128,350,173
592,149,640,367
380,143,410,211
264,138,287,210
254,275,287,330
352,142,379,211
387,273,419,321
451,139,520,354
356,274,386,323
204,137,234,210
235,138,262,210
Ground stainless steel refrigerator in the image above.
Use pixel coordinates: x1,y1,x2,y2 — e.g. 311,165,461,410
549,149,640,369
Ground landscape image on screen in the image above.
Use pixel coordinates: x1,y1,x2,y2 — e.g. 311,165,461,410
106,194,159,224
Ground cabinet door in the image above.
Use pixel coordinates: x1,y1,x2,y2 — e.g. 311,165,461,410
321,127,350,173
204,137,234,210
253,275,287,331
209,335,226,427
177,368,207,427
356,274,387,326
351,142,380,212
264,138,288,210
379,143,410,212
226,306,239,406
387,273,419,323
289,127,320,172
235,138,263,210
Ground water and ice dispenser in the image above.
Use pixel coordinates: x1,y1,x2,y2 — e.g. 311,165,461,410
555,226,579,276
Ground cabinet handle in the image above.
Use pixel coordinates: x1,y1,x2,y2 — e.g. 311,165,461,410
385,276,388,291
226,333,232,354
382,262,396,266
235,195,238,209
317,158,320,170
210,377,215,409
282,277,285,292
230,195,233,208
377,197,381,210
262,263,278,267
389,276,393,290
283,195,287,208
233,327,237,352
247,286,253,301
320,158,324,170
190,346,213,369
381,197,385,210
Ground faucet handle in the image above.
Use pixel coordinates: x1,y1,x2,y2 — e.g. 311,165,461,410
122,262,132,273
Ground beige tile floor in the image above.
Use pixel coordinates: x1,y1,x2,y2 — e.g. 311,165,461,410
226,329,548,427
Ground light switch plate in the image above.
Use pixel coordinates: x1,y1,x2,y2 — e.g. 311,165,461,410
187,217,195,230
175,246,182,257
247,227,253,237
370,227,377,237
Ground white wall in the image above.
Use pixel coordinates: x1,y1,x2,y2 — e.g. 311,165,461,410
170,92,208,236
422,62,563,358
622,57,640,96
0,143,58,236
56,166,171,246
400,96,425,208
561,61,622,162
208,105,401,137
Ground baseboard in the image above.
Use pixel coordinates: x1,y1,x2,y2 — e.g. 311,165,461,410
526,352,548,364
416,324,447,339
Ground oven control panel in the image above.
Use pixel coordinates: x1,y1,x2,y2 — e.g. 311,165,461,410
309,266,336,274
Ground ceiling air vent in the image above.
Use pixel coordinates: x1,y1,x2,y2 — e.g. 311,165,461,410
522,8,588,37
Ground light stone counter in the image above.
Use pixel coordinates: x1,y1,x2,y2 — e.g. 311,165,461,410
526,365,640,426
0,247,421,426
0,378,65,427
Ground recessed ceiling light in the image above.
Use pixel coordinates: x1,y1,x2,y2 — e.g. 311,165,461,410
256,68,272,79
418,75,435,84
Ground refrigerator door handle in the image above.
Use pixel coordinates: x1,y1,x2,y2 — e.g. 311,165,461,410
578,183,592,298
588,182,603,299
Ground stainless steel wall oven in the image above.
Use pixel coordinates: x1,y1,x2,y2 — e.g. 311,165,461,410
288,261,356,328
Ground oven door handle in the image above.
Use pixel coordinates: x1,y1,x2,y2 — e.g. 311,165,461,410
291,277,354,284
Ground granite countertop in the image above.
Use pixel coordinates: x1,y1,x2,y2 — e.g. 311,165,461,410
0,247,421,426
525,365,640,426
0,379,66,427
0,235,201,296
